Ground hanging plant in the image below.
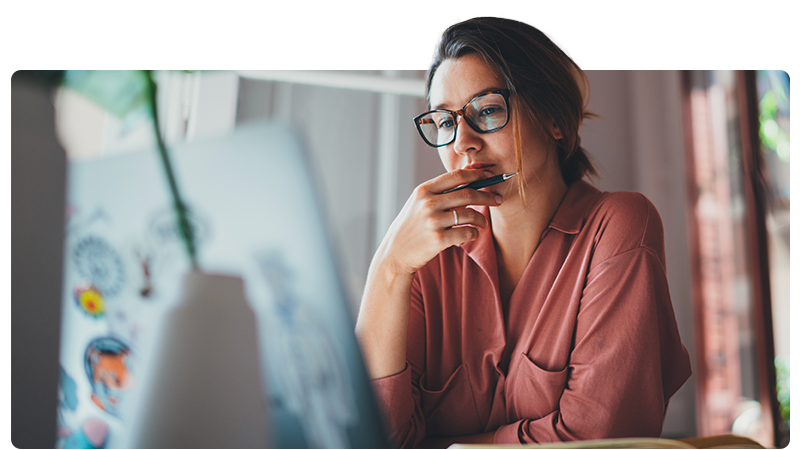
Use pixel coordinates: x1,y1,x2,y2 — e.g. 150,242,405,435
143,71,198,270
57,70,199,270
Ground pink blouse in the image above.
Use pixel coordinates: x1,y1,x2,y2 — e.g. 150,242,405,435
371,180,692,447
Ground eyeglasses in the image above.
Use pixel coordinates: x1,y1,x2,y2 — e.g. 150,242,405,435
413,89,511,148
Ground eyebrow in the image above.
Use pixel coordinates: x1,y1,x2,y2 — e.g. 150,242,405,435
431,87,506,111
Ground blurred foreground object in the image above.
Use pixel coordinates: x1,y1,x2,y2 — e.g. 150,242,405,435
57,122,389,448
128,272,269,448
11,72,67,448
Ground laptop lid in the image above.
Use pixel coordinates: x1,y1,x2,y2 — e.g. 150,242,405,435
57,122,388,448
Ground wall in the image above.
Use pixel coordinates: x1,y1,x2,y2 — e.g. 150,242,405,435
236,73,425,314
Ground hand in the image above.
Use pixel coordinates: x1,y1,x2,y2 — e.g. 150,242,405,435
376,169,504,276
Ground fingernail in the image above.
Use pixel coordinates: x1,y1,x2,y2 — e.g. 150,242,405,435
495,195,503,204
484,170,494,177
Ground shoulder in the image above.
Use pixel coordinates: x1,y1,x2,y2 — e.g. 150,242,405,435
591,190,661,231
582,189,666,267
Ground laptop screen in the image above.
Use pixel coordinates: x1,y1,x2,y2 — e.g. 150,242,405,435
56,122,388,448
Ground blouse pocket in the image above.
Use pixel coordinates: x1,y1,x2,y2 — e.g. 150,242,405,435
506,354,569,421
419,364,483,436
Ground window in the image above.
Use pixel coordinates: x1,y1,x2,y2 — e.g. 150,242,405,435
681,70,788,447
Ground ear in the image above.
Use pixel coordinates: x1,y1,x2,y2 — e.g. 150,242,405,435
550,122,563,140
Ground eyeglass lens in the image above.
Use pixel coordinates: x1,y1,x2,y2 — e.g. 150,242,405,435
417,92,508,147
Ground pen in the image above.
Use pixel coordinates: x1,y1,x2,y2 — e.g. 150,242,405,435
442,172,518,194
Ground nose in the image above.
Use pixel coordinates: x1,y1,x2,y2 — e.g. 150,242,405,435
451,114,481,155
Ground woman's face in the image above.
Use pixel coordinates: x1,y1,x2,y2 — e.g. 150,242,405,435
428,53,559,199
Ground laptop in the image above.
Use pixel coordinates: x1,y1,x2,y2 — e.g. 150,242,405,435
56,122,388,448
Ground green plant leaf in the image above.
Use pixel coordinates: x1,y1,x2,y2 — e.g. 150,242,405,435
62,70,149,118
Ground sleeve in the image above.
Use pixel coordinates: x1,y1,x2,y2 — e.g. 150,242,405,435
494,194,692,444
370,273,429,448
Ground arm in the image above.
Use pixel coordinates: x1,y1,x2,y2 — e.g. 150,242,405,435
356,169,500,379
356,170,503,446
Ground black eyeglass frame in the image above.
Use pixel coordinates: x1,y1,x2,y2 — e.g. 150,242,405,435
413,89,512,148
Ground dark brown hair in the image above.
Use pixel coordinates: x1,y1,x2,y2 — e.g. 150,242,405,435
426,17,597,187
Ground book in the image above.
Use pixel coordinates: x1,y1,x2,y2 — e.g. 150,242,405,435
449,435,764,449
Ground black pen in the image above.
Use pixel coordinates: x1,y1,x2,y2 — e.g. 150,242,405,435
442,172,518,194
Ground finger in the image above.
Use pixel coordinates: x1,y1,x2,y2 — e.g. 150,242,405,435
439,187,504,210
438,225,480,248
442,208,488,229
426,169,494,194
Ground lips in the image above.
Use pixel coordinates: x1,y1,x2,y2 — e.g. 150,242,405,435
463,163,494,170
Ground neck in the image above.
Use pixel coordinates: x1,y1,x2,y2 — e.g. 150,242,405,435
490,173,568,252
490,170,569,301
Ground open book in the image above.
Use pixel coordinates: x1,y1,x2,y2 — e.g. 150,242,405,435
450,435,764,449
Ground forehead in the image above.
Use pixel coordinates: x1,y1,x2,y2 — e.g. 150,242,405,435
429,53,505,110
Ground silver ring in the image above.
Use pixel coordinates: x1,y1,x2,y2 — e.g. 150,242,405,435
453,209,459,226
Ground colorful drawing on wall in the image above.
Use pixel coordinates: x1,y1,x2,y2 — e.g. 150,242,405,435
255,251,358,448
59,366,79,412
85,337,134,417
74,284,106,318
72,236,126,298
135,250,153,298
65,207,109,235
57,366,80,440
148,206,210,247
57,418,109,449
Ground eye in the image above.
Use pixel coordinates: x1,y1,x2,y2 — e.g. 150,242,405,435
480,105,505,116
437,118,455,129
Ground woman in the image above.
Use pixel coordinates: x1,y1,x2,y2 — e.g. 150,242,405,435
355,17,691,448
